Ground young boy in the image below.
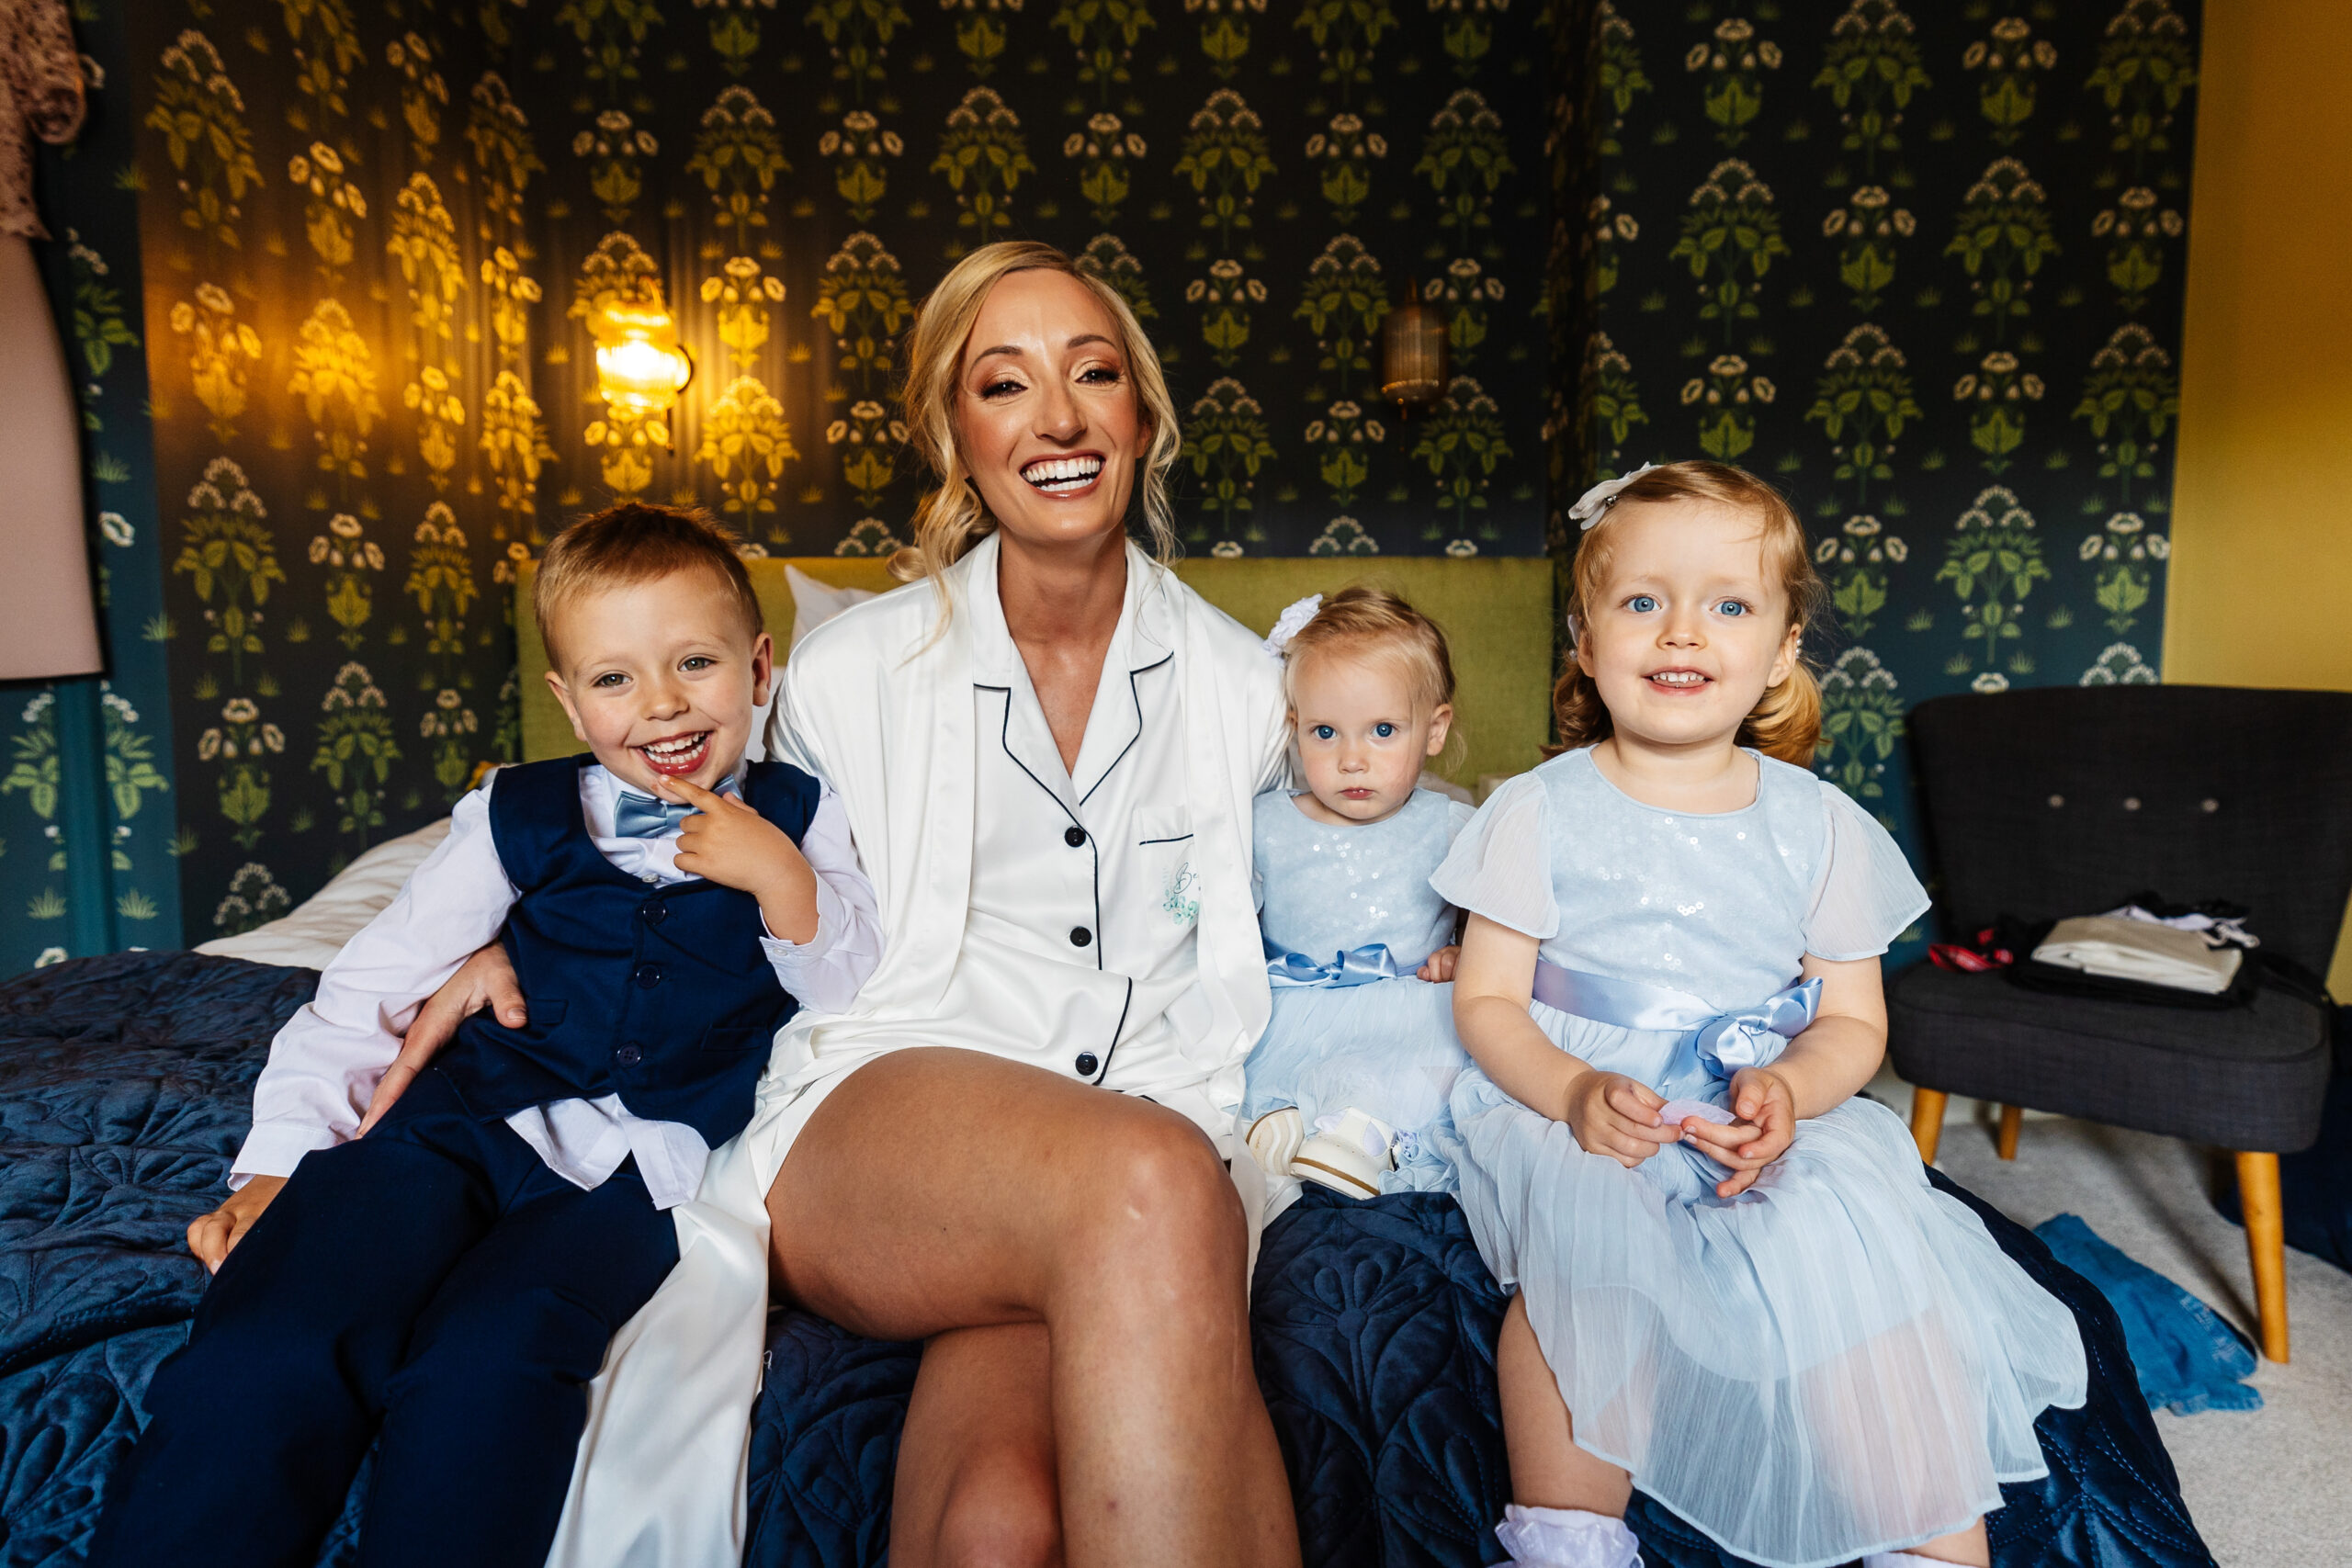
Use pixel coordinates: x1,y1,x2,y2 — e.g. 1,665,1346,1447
91,506,880,1568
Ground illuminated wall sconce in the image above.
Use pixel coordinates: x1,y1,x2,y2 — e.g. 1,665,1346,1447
593,300,695,434
1379,279,1448,417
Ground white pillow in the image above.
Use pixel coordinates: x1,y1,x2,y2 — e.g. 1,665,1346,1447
785,564,878,652
195,817,454,971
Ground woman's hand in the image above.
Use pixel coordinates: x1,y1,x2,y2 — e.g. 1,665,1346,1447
1561,1070,1678,1168
358,942,525,1133
187,1175,285,1273
1675,1066,1797,1198
1417,945,1460,982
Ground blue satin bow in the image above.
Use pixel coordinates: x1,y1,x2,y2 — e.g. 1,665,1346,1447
1266,942,1420,988
1529,961,1821,1077
612,774,735,840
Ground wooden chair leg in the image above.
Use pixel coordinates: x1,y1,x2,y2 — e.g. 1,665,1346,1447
1909,1088,1947,1165
2234,1150,2290,1362
1996,1104,2023,1161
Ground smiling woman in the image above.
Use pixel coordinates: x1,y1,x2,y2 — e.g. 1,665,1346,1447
894,240,1183,604
397,243,1301,1568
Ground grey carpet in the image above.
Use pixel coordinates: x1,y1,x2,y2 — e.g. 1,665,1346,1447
1878,1077,2352,1568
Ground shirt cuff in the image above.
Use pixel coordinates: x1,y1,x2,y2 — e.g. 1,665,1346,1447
760,875,846,962
229,1120,345,1188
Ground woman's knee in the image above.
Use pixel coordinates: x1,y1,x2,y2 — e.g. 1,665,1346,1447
1085,1111,1245,1265
931,1450,1063,1568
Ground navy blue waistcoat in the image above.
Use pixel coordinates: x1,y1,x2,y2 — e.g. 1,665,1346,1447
438,755,822,1145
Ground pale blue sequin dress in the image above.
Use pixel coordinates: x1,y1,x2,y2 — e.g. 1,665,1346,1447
1243,787,1474,1192
1432,749,2087,1568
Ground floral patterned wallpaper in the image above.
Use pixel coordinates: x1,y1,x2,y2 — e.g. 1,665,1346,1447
120,0,542,943
520,0,1549,561
2,0,2200,967
86,0,1548,948
1555,0,2199,948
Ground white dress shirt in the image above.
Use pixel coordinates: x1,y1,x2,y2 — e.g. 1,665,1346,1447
230,762,882,1210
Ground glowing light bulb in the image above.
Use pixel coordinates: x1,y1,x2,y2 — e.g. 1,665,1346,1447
594,335,693,415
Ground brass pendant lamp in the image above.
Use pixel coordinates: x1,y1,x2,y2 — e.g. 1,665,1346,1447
1380,278,1448,416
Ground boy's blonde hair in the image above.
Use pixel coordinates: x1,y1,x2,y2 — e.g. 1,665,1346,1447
893,240,1182,587
1283,587,1460,755
1554,460,1826,765
534,503,763,671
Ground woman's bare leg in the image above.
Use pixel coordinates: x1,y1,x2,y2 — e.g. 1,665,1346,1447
1498,1292,1633,1514
769,1047,1298,1568
891,1324,1062,1568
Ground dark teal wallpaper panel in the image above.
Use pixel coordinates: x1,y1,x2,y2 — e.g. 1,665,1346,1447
1558,0,2199,942
129,0,535,940
519,0,1552,560
0,0,186,974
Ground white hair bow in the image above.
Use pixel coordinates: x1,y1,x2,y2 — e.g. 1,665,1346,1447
1567,463,1658,530
1262,592,1324,660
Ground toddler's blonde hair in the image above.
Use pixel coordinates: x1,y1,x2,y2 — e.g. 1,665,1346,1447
534,503,763,672
1554,460,1825,765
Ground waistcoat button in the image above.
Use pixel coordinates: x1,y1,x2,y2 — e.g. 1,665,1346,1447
635,963,664,987
640,902,668,924
614,1043,643,1066
1064,825,1087,848
1069,926,1091,948
1074,1051,1100,1077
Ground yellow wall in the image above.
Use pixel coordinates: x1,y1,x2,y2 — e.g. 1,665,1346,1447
2165,0,2352,690
2164,0,2352,989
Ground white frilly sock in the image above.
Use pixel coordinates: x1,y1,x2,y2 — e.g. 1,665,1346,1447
1493,1504,1643,1568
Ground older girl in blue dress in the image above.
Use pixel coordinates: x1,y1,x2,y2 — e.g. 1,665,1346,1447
1439,463,2086,1568
1242,588,1476,1198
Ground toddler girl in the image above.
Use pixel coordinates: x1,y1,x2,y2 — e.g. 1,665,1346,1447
1243,587,1476,1198
1437,463,2086,1568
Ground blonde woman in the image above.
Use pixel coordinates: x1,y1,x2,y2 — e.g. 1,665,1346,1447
375,243,1301,1568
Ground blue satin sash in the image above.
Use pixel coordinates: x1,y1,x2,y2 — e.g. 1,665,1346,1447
1530,961,1821,1076
1266,942,1424,988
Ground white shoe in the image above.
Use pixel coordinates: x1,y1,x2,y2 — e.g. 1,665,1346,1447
1291,1107,1396,1200
1246,1107,1305,1174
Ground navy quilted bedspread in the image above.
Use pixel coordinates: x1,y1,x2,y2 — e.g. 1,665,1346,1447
0,953,2212,1568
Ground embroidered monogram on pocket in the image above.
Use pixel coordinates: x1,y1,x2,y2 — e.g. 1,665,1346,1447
1132,807,1198,926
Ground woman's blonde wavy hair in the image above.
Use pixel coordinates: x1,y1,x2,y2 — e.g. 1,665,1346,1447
890,241,1182,592
1553,460,1826,766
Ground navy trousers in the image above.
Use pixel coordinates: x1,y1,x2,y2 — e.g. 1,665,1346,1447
89,1069,681,1568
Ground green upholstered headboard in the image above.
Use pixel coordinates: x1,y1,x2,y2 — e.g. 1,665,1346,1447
514,556,1557,789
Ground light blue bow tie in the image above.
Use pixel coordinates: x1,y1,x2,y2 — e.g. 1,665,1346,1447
612,775,734,840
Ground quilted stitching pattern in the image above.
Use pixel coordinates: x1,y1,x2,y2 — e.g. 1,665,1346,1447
0,955,2212,1568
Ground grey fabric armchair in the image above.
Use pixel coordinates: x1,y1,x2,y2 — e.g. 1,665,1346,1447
1887,685,2352,1362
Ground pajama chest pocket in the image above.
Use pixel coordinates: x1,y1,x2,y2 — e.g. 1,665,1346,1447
1131,807,1199,927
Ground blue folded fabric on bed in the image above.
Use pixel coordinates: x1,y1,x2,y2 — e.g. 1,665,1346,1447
0,952,319,1379
2031,1213,2260,1416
